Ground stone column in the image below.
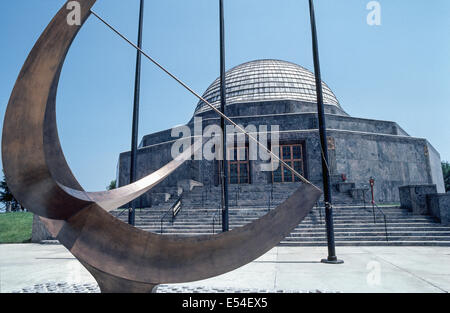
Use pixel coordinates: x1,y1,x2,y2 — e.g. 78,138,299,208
399,185,437,215
31,214,55,243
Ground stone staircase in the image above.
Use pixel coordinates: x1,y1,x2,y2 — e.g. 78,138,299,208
281,205,450,246
146,180,364,211
112,185,450,246
179,182,362,208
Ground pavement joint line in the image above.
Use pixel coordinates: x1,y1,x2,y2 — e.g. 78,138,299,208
364,248,448,293
35,258,76,260
273,247,279,290
254,261,322,264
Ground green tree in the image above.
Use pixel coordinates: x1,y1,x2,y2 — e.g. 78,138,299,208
0,172,20,211
443,161,450,192
107,180,117,191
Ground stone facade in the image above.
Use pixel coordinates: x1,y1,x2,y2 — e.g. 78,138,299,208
117,60,445,206
399,185,438,215
427,193,450,225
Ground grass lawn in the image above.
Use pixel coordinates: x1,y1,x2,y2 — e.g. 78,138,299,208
0,212,33,243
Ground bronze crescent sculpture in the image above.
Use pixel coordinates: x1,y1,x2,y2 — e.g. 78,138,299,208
1,0,322,293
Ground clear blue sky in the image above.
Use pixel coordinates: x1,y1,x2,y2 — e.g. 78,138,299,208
1,0,449,191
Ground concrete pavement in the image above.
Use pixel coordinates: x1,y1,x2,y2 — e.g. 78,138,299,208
1,244,449,293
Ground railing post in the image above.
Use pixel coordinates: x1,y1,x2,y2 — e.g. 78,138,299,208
384,215,388,242
372,203,376,224
318,202,323,225
363,189,366,209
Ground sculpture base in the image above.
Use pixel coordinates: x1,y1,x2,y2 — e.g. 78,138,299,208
82,261,159,293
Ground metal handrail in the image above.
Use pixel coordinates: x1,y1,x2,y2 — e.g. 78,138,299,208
317,201,323,224
116,206,145,220
267,184,274,212
212,206,222,234
160,196,182,234
201,189,205,208
115,208,128,219
371,202,389,242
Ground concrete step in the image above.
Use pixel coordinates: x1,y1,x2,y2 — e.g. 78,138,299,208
112,207,411,215
122,210,423,216
286,231,450,237
138,226,450,234
111,197,450,247
282,236,450,242
295,226,450,232
118,218,445,226
279,241,450,247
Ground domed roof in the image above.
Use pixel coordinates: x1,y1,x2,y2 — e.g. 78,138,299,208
195,59,340,115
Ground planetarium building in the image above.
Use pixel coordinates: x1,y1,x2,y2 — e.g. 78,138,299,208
117,59,445,207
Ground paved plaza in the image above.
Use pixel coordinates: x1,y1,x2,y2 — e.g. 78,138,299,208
1,244,449,293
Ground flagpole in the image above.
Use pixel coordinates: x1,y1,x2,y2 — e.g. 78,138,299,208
129,0,145,226
308,0,343,264
219,0,229,232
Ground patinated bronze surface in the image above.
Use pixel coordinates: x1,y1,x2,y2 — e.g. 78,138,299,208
1,0,322,293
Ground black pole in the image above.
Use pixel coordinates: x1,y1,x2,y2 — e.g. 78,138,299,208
308,0,343,264
128,0,145,226
219,0,229,232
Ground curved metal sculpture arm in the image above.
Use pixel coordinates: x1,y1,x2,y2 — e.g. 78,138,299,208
2,0,199,217
2,0,322,292
57,183,320,285
2,0,97,220
61,145,199,212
